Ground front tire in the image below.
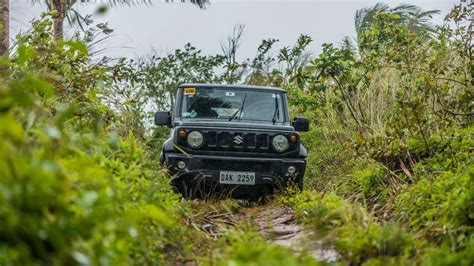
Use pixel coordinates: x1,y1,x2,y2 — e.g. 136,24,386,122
171,178,194,198
297,178,303,191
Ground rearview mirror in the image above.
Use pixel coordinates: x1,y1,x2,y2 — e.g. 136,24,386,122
292,117,310,132
154,111,171,126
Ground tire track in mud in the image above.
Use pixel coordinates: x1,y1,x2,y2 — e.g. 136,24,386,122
243,203,339,262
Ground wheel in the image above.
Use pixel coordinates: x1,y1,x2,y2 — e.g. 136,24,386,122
256,185,273,204
297,178,303,191
159,150,166,167
171,178,194,198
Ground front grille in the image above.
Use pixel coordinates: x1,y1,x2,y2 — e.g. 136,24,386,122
206,130,270,151
177,128,299,153
191,159,272,172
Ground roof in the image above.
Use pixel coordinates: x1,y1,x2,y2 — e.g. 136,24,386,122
178,83,286,92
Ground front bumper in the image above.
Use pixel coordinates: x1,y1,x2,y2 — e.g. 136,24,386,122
164,153,306,198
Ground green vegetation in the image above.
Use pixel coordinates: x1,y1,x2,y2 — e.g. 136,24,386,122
0,15,204,265
277,2,473,264
0,1,472,265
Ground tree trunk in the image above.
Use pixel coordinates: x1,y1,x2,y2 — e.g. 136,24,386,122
53,12,64,40
49,0,75,40
0,0,8,56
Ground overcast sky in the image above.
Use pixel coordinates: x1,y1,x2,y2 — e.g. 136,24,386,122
12,0,458,60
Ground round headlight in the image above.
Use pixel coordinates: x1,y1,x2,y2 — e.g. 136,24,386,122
272,134,289,152
187,131,204,148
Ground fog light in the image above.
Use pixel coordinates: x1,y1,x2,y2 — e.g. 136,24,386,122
177,161,186,169
288,166,296,174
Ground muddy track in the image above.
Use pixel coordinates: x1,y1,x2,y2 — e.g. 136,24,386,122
242,203,339,262
189,200,339,262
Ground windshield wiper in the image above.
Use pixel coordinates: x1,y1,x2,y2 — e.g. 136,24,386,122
229,93,247,121
272,95,279,124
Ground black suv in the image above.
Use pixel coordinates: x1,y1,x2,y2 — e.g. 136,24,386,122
155,84,309,199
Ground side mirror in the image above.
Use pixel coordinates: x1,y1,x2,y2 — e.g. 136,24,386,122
154,111,171,126
292,117,310,132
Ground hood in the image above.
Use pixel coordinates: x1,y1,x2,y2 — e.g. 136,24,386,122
174,119,295,132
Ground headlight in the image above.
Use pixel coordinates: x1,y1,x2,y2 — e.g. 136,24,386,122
272,134,289,152
187,131,204,148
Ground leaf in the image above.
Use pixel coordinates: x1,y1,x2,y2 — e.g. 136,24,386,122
61,40,89,55
16,45,35,66
25,75,54,97
0,115,24,142
95,5,108,14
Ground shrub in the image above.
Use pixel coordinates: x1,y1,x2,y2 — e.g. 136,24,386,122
420,241,474,266
394,127,473,248
293,193,366,233
334,222,414,264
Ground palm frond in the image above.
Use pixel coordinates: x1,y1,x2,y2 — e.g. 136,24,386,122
340,36,355,51
354,3,388,36
391,4,420,14
39,0,209,9
355,2,440,38
166,0,209,8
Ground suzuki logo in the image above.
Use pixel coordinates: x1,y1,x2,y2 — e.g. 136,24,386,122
233,135,244,145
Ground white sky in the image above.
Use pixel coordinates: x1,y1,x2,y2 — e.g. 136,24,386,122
11,0,458,60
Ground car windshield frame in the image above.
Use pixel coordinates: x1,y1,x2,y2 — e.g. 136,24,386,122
177,86,288,124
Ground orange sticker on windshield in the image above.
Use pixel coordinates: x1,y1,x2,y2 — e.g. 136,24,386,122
183,87,196,95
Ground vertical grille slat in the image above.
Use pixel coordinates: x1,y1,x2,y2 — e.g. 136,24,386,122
244,133,256,149
207,131,217,147
218,132,230,148
257,133,269,150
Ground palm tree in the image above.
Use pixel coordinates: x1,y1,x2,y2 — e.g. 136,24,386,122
354,3,440,39
0,0,8,56
340,36,356,54
39,0,210,40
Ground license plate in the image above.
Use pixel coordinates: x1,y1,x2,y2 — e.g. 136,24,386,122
219,171,255,185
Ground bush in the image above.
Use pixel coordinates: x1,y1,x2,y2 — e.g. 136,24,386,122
0,117,198,264
334,222,414,264
420,241,474,266
293,193,366,233
392,127,473,248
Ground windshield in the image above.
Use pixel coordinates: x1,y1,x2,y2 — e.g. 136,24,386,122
180,87,285,123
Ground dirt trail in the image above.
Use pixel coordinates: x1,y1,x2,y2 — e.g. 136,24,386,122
244,203,339,262
190,200,339,262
